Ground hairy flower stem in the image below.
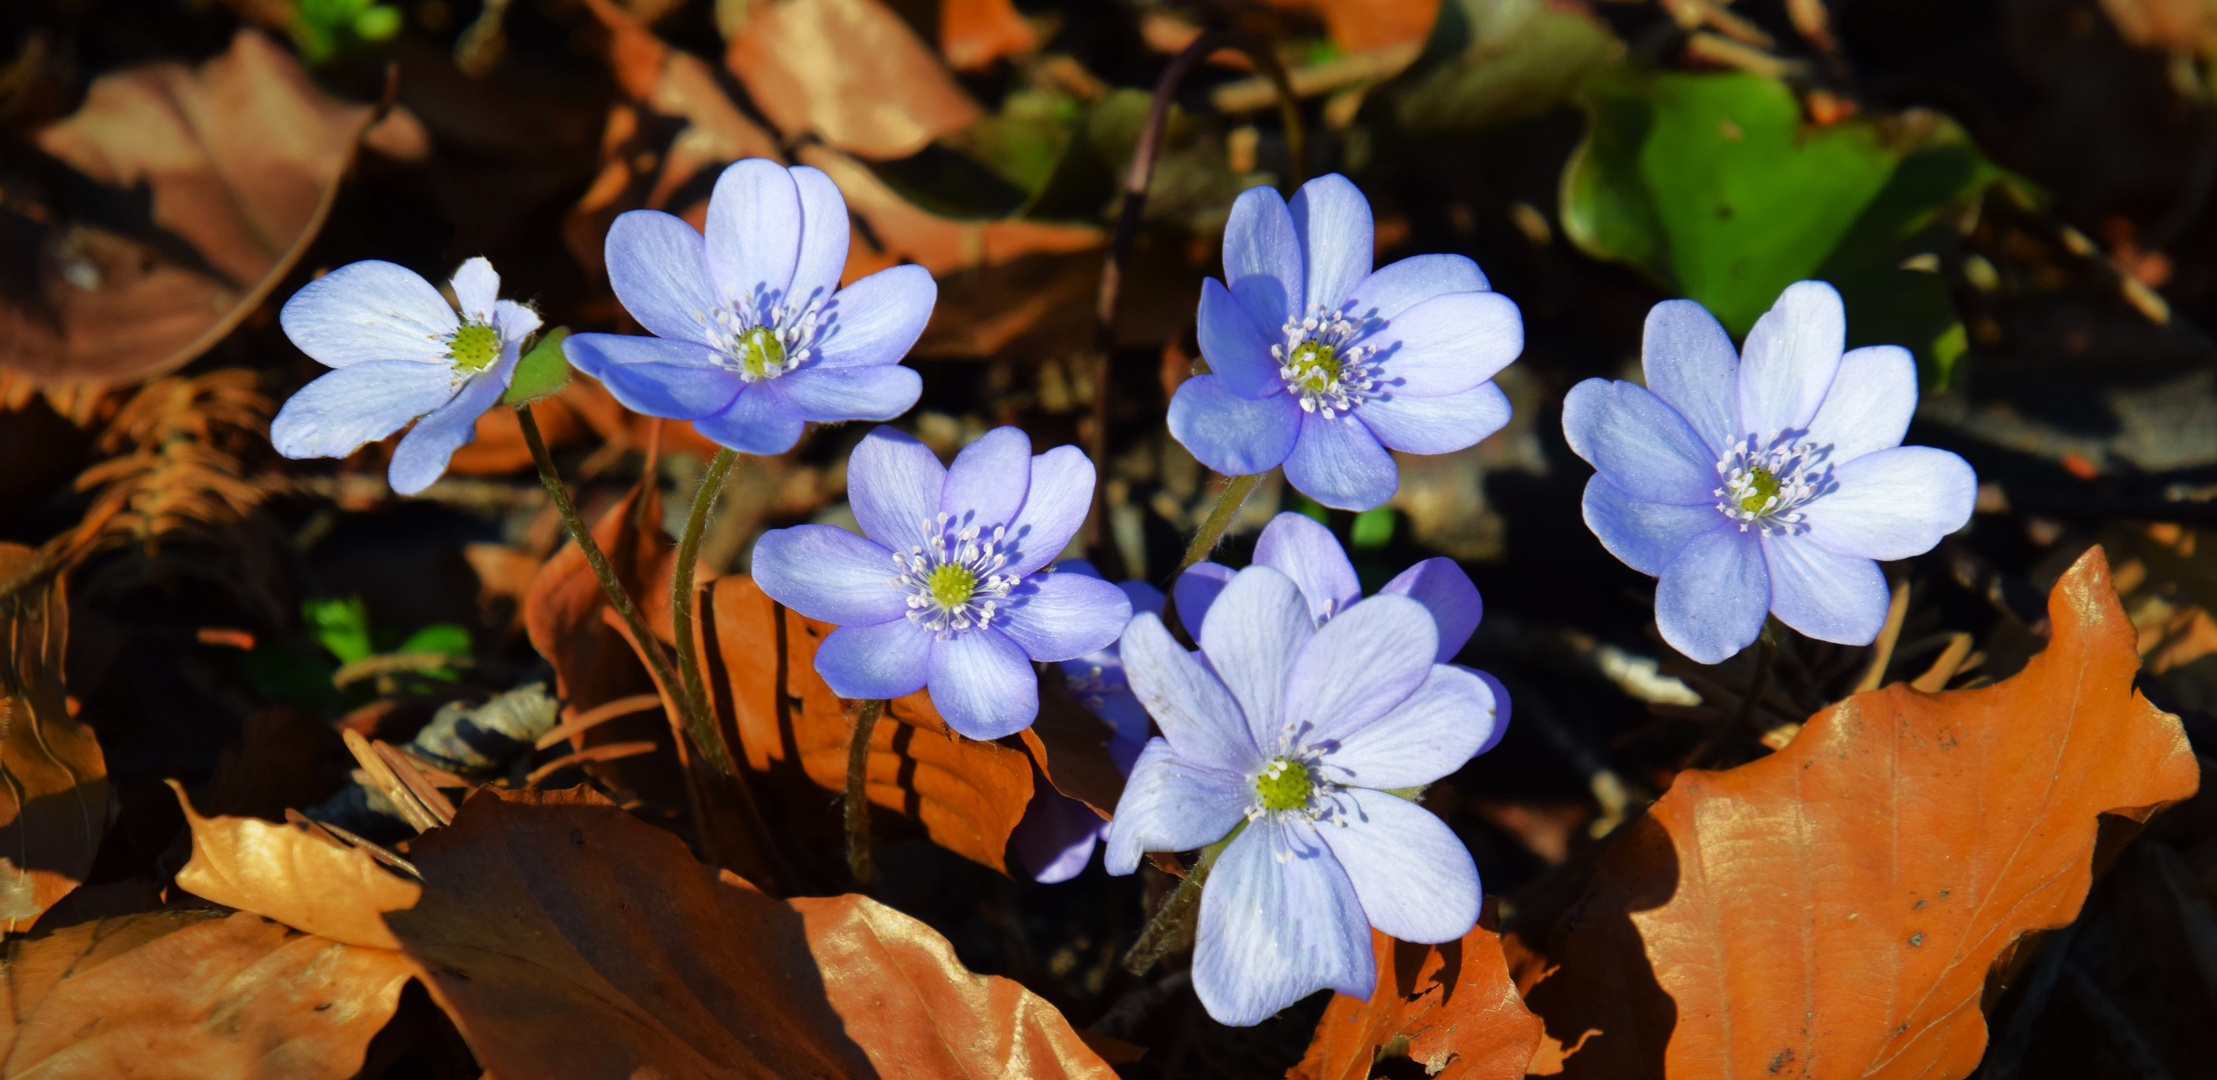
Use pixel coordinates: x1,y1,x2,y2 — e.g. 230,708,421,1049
672,447,738,764
1159,473,1262,638
516,404,735,777
1122,838,1227,976
845,699,886,889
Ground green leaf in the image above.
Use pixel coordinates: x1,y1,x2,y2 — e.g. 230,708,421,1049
1350,507,1396,549
502,327,572,405
396,623,472,657
1560,70,2029,379
353,4,402,42
303,596,373,664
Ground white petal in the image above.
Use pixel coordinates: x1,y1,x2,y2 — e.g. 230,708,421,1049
1319,663,1496,790
1289,173,1373,313
280,261,455,368
1318,789,1480,943
788,164,851,308
1800,446,1976,561
1282,595,1436,750
1198,567,1314,754
1762,535,1889,646
1804,345,1916,464
1103,740,1252,875
1119,613,1260,770
1193,818,1373,1027
705,158,802,313
270,361,456,460
1738,280,1844,436
1641,298,1739,457
450,257,500,323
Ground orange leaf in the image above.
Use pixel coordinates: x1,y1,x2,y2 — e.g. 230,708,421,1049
1293,902,1544,1080
5,31,371,385
1516,546,2201,1078
169,781,421,950
940,0,1039,71
1261,0,1444,52
726,0,982,160
700,576,1034,872
382,786,1113,1080
800,146,1102,283
0,909,411,1078
0,543,106,934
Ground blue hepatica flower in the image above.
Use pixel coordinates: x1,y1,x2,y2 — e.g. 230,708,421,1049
272,257,541,495
563,159,934,454
751,426,1133,740
1169,174,1524,511
1104,563,1502,1026
1011,561,1158,884
1563,281,1977,664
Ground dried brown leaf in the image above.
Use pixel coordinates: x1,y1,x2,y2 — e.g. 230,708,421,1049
169,780,421,950
0,909,411,1078
1515,546,2202,1078
0,543,105,934
801,145,1103,281
5,32,371,384
940,0,1040,71
1293,904,1545,1080
727,0,982,160
382,786,1113,1080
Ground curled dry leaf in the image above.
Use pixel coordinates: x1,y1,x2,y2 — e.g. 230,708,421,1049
382,786,1114,1080
0,909,411,1079
5,31,371,385
940,0,1040,71
1294,903,1545,1080
0,543,106,934
701,576,1033,873
1514,546,2201,1078
169,780,421,950
1019,671,1129,818
726,0,982,160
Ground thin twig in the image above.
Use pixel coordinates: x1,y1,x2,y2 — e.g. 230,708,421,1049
672,447,739,764
845,699,886,889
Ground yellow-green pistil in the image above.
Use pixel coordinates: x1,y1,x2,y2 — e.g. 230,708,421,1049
1255,757,1313,813
926,563,977,609
447,323,501,373
735,326,785,379
1737,464,1781,514
1285,340,1341,395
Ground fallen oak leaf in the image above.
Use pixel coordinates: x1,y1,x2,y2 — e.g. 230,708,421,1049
1513,545,2201,1078
0,909,411,1079
1292,900,1544,1080
726,0,982,160
0,542,106,934
169,780,421,950
381,785,1114,1080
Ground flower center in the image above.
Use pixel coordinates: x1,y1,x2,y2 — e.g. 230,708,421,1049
447,322,501,374
698,297,822,382
1254,757,1314,813
891,513,1020,638
1715,433,1832,534
1273,305,1377,419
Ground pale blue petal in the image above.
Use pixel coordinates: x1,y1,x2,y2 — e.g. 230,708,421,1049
1363,290,1523,396
389,354,513,495
997,572,1132,662
1762,534,1889,646
1014,791,1105,884
1168,375,1302,476
750,524,908,624
1283,411,1397,512
1003,445,1094,576
1655,524,1770,664
813,265,937,369
1199,566,1313,754
1805,345,1916,464
1357,380,1511,455
788,164,851,309
270,361,455,460
605,210,719,346
928,628,1040,739
280,260,454,368
774,364,920,423
1560,379,1719,505
1289,173,1372,313
1469,668,1510,755
1799,446,1976,561
1321,663,1496,789
693,384,805,454
815,618,933,700
940,426,1031,528
705,159,801,313
1119,580,1165,619
1252,512,1359,624
1172,563,1235,637
1581,475,1724,577
1282,595,1436,748
1193,818,1372,1028
1119,613,1260,769
1738,280,1844,436
1341,254,1489,325
1103,739,1251,875
1198,277,1283,399
493,300,542,345
564,333,740,420
449,257,499,323
1379,558,1482,661
1318,789,1480,944
1641,298,1740,457
1223,184,1303,336
847,426,946,554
